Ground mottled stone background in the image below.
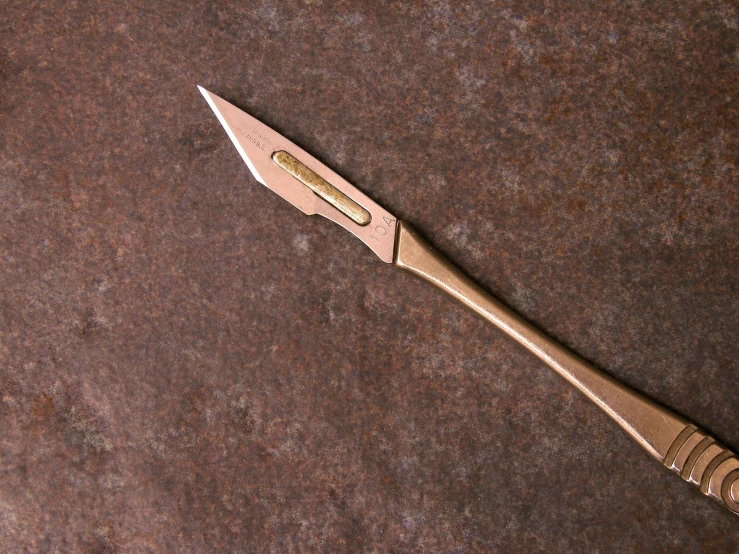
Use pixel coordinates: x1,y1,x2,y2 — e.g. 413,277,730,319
1,1,737,552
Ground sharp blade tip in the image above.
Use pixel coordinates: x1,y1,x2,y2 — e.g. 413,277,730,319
196,86,268,187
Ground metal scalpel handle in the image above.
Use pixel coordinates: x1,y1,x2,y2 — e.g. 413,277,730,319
393,222,739,516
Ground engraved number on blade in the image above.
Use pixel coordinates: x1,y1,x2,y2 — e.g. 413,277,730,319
369,216,396,241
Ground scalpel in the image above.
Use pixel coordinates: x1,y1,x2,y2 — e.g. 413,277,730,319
197,86,738,517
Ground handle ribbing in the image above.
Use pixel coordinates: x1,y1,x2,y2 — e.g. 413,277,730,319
664,425,739,513
394,221,738,516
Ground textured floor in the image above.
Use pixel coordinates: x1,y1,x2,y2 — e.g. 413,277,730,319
1,1,738,552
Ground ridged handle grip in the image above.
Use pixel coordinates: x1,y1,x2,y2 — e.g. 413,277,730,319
394,221,738,517
664,425,739,514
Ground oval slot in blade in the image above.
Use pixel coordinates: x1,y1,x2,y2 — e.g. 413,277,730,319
272,150,372,226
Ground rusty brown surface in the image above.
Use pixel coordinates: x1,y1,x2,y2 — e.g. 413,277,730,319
1,1,737,552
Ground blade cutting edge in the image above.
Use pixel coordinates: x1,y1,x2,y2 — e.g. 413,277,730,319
198,86,267,186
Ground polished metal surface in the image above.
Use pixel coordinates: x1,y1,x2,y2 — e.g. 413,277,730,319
198,87,396,262
200,88,738,516
272,150,372,226
394,221,739,516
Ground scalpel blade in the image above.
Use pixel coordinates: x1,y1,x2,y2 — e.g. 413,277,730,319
198,86,397,262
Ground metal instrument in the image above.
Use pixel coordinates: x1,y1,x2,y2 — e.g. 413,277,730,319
198,86,739,517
